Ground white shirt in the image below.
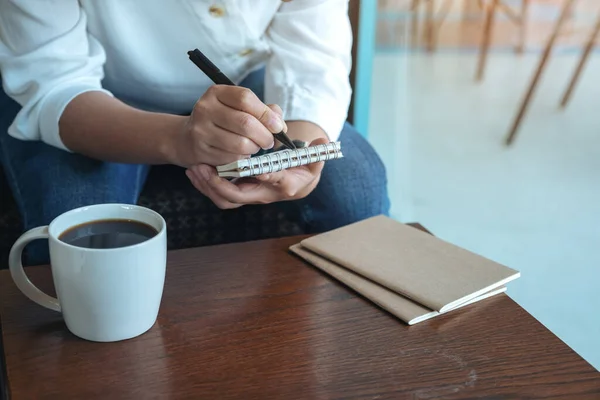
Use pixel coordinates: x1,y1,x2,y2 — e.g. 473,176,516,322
0,0,352,152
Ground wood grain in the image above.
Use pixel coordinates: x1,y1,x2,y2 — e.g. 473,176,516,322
1,228,599,399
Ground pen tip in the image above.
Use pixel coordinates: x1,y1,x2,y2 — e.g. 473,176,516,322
279,135,296,150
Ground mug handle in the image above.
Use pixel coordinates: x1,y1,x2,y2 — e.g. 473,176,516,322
9,226,61,312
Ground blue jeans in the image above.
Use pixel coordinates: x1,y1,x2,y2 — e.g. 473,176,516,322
0,70,390,265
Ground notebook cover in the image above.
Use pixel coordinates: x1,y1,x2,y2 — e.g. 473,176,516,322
299,215,520,313
289,244,507,325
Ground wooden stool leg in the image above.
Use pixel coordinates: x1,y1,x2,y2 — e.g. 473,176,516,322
559,12,600,108
504,0,576,146
424,0,435,52
475,0,498,81
411,0,421,49
516,0,530,54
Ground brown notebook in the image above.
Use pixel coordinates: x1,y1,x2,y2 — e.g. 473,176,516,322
290,244,507,325
298,215,520,313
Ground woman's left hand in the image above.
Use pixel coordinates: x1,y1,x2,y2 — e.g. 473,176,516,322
186,137,328,209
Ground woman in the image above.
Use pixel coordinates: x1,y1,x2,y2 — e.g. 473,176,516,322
0,0,389,264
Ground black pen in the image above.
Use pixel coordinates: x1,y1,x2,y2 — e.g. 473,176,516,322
187,48,296,150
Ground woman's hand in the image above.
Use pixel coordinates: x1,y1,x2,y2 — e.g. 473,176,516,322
185,137,329,209
171,85,286,167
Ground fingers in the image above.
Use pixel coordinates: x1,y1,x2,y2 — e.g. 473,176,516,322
267,103,283,118
187,126,251,165
304,137,329,176
186,133,329,207
254,170,286,184
200,145,249,166
216,86,286,134
185,168,241,210
253,171,300,198
201,121,263,154
187,164,276,207
210,108,273,151
195,86,289,157
187,164,318,208
308,136,330,147
266,104,288,135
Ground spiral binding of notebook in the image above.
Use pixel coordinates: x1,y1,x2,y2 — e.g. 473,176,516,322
217,141,343,178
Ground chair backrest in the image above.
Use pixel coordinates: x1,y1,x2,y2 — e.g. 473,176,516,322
348,0,360,124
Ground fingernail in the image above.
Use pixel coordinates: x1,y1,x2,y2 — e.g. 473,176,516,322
200,166,211,181
269,116,284,133
261,141,274,150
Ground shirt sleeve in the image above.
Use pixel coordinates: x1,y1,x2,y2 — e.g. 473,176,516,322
264,0,353,142
0,1,112,151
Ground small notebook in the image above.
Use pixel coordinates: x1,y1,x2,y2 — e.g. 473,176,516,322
217,141,343,177
290,244,507,325
297,215,520,313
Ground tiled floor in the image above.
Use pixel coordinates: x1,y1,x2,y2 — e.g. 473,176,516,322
368,50,600,370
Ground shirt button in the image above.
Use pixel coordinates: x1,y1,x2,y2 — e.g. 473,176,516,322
239,48,254,57
208,5,226,17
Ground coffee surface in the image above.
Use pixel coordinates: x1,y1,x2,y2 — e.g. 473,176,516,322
59,219,158,249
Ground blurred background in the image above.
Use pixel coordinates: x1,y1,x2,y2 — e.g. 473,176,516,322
361,0,600,369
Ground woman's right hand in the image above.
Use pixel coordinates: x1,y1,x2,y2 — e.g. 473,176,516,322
170,85,286,167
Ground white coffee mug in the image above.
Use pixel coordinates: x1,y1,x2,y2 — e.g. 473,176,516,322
9,204,167,342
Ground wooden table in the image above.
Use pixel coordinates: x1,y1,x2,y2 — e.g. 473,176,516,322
1,228,599,399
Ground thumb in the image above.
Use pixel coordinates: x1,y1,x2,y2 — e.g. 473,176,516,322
302,136,330,176
309,137,330,146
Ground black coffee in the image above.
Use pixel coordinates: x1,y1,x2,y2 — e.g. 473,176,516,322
59,219,158,249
